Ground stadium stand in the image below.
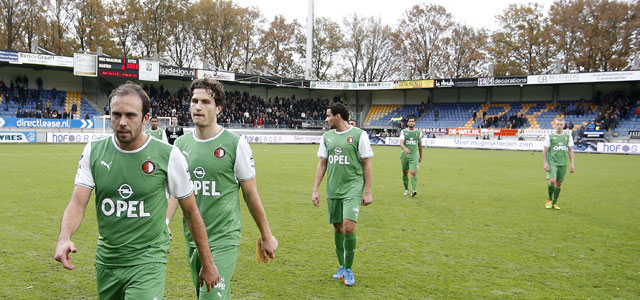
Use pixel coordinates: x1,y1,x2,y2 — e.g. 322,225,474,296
365,97,640,135
143,84,331,128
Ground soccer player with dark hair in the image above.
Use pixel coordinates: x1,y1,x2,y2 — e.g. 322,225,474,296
543,118,575,209
399,116,423,196
166,116,183,145
54,81,219,299
146,116,168,142
167,78,278,300
312,102,373,286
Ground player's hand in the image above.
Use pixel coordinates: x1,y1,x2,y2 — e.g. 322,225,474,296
199,264,219,292
54,239,78,270
261,235,279,259
403,148,411,155
570,164,575,173
312,190,320,207
419,156,422,163
543,162,550,172
362,192,372,206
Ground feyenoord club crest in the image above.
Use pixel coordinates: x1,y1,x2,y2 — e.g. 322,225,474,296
142,160,156,175
346,137,354,144
214,147,226,159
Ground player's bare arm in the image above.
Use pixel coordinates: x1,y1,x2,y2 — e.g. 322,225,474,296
54,185,92,270
179,193,219,291
239,178,278,259
418,139,423,163
543,146,550,171
165,196,179,240
400,139,410,154
312,158,328,207
568,147,575,173
362,157,373,206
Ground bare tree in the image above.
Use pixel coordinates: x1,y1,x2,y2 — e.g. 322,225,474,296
396,4,453,79
489,3,553,75
440,25,488,78
0,0,27,50
341,14,366,81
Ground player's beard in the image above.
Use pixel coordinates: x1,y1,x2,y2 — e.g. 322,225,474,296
115,125,142,144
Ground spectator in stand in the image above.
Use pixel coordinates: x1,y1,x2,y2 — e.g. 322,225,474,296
16,107,23,118
434,108,439,121
62,109,70,119
35,109,42,118
635,106,640,119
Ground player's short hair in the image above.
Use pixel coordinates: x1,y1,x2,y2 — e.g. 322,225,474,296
329,103,349,121
108,81,151,116
555,118,565,123
190,78,226,107
150,116,158,121
407,116,416,122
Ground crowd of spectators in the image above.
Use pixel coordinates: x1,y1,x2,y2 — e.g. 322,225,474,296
477,113,528,129
588,93,634,131
1,75,84,119
143,84,333,128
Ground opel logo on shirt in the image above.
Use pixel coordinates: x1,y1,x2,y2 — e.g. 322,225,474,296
193,167,206,179
335,147,342,154
118,184,134,199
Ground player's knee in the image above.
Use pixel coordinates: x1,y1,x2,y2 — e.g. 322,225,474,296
333,223,344,233
343,220,356,234
410,171,417,177
556,181,563,188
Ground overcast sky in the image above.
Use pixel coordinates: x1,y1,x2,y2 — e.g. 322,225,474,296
233,0,556,31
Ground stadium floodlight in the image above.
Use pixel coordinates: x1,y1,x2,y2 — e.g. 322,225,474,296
305,0,314,80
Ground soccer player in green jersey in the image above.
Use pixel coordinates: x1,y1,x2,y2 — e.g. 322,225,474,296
166,78,278,300
399,116,423,197
543,118,575,210
145,116,168,142
54,82,218,299
312,102,373,286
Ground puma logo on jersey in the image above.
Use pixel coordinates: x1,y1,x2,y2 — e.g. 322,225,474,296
101,160,112,170
182,150,190,157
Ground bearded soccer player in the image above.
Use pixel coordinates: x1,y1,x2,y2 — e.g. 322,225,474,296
399,116,423,197
167,78,278,300
166,116,184,145
145,116,168,142
312,102,373,286
543,118,575,210
54,82,218,299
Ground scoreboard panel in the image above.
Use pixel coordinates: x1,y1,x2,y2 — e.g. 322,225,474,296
97,56,139,79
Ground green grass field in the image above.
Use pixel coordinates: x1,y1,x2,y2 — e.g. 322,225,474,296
1,143,639,299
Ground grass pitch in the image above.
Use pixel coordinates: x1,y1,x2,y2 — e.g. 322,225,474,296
1,143,639,299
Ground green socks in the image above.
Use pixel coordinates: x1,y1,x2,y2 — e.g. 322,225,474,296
411,176,417,191
344,233,356,270
403,176,408,190
548,184,555,201
552,187,561,205
334,233,345,266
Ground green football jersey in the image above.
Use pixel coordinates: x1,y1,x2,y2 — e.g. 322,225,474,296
545,132,574,166
317,126,373,199
175,129,256,248
400,128,422,157
145,128,167,142
75,136,194,266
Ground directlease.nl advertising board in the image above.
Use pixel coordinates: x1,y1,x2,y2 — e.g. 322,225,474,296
0,117,95,129
0,131,37,143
